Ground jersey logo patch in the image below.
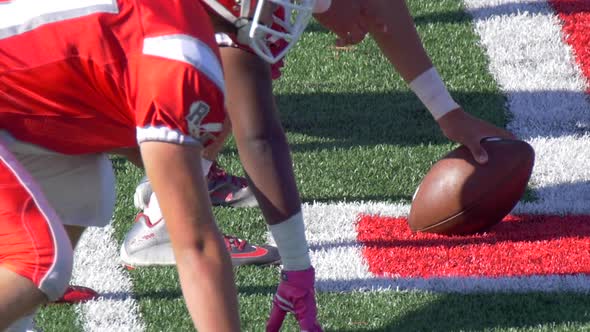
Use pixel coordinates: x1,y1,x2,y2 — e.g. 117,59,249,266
186,101,210,138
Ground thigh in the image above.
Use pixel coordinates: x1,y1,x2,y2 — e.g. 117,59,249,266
7,136,116,227
0,268,45,331
0,137,73,304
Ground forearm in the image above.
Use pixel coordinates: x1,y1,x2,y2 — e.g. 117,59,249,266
140,142,240,332
174,235,240,332
362,0,464,121
364,0,433,82
220,47,301,224
234,121,301,224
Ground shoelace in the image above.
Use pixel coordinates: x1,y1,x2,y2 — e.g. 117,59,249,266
207,162,248,188
223,235,248,251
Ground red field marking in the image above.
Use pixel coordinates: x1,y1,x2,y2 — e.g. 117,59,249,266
357,214,590,278
550,0,590,91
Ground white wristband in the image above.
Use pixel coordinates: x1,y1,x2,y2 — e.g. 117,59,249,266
409,67,459,120
313,0,332,13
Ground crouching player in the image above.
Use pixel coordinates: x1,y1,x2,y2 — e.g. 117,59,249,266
121,0,515,330
0,0,302,329
117,0,327,330
119,0,304,269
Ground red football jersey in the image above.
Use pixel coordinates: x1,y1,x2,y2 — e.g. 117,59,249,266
0,0,226,154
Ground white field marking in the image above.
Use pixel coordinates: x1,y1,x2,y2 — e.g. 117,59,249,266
462,0,590,210
270,202,590,293
513,135,590,215
71,225,145,332
279,0,590,293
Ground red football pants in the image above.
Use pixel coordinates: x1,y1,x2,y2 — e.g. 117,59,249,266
0,139,73,301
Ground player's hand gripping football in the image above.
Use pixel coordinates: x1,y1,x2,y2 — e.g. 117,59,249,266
437,108,516,164
266,267,323,332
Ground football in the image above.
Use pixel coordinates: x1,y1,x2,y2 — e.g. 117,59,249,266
408,138,535,235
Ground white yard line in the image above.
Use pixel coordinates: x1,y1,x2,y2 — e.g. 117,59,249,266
463,0,590,211
72,225,145,332
297,201,590,293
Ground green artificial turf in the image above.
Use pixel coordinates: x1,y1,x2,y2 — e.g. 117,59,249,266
35,0,564,331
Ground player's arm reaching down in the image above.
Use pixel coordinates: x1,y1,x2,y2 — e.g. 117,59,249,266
316,0,515,163
130,0,242,329
134,69,241,330
111,143,241,331
140,142,240,331
200,0,327,329
219,46,321,332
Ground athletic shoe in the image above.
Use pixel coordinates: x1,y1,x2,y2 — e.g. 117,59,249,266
207,162,258,208
120,195,280,267
133,176,152,210
267,267,323,332
51,285,99,304
120,211,174,267
132,162,258,210
224,234,281,266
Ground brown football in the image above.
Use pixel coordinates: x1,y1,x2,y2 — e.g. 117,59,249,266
408,138,535,235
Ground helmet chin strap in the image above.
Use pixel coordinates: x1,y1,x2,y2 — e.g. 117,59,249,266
201,0,257,47
234,18,254,45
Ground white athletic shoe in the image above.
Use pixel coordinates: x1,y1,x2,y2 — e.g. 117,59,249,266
120,193,175,266
121,193,281,268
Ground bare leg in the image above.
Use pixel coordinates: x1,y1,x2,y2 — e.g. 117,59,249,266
0,268,47,330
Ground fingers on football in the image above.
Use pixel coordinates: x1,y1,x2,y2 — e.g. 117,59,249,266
469,144,489,164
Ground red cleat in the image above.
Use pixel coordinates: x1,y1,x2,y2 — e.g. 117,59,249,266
51,285,99,304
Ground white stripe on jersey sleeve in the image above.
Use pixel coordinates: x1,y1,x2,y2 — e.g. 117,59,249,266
136,126,200,146
142,34,225,93
0,0,119,39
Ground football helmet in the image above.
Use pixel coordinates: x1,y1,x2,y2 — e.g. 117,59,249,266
202,0,316,63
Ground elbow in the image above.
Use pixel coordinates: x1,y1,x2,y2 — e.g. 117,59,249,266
172,236,230,269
